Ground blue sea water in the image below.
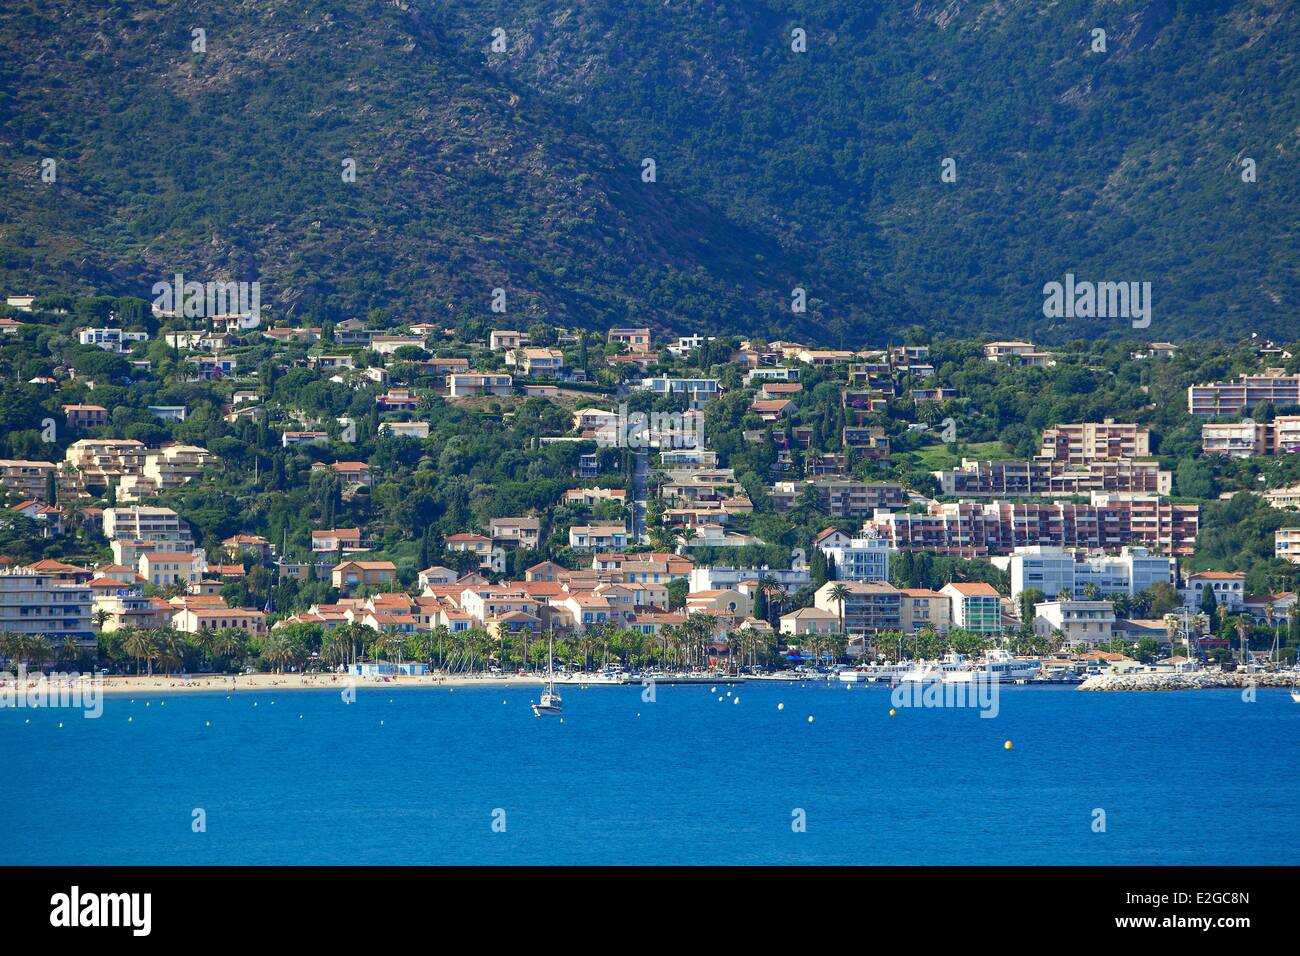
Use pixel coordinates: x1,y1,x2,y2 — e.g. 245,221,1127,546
2,681,1297,865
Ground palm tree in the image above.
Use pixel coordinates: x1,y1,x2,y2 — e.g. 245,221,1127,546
827,584,851,637
122,629,154,675
213,628,247,668
261,633,288,673
1235,615,1252,666
320,628,349,668
60,635,81,669
28,635,52,671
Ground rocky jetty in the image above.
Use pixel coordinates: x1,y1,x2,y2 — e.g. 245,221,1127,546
1078,671,1296,692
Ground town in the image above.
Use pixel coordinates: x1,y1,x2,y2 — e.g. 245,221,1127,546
0,291,1298,684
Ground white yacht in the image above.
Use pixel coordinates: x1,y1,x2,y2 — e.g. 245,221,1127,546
532,635,563,717
838,662,912,683
900,650,1040,684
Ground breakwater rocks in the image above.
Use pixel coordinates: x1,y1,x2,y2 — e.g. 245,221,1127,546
1078,671,1296,692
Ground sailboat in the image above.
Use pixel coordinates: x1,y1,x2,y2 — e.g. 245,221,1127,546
532,634,563,717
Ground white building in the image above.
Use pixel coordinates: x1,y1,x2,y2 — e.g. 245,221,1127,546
819,532,893,582
688,566,810,593
1276,528,1300,565
1006,546,1175,602
102,506,194,547
1181,571,1245,612
1032,600,1117,647
78,328,149,353
0,569,93,642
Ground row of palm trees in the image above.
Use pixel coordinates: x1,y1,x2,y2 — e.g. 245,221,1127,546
2,615,1066,679
0,632,87,670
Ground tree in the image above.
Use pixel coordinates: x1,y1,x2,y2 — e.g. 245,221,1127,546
1200,583,1218,621
828,584,851,636
1017,588,1046,629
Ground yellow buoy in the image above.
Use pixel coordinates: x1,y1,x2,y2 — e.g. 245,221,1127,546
889,708,896,716
1004,740,1013,750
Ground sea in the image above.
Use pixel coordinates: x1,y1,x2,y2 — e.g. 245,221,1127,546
3,681,1297,865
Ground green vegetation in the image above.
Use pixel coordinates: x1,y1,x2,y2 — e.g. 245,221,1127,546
1,1,1295,342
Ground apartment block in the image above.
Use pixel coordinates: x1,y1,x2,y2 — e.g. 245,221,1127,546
898,588,951,635
813,581,902,636
941,582,1002,634
770,480,909,518
1201,416,1300,457
0,569,93,641
1188,372,1300,416
867,497,1198,557
936,458,1170,496
0,459,58,500
1037,421,1150,463
102,506,194,546
1007,546,1176,602
65,439,148,482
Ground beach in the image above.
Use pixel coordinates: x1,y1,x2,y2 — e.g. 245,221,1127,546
5,672,549,696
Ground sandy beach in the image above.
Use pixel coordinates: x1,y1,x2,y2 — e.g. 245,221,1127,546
5,672,549,696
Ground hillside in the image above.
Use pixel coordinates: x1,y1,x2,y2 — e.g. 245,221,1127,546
1,0,1296,342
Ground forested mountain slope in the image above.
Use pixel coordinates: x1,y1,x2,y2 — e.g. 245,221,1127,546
1,0,1294,342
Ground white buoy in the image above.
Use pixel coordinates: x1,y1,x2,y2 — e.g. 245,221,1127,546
58,722,63,728
732,697,739,705
778,703,785,710
710,686,716,693
807,715,814,723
